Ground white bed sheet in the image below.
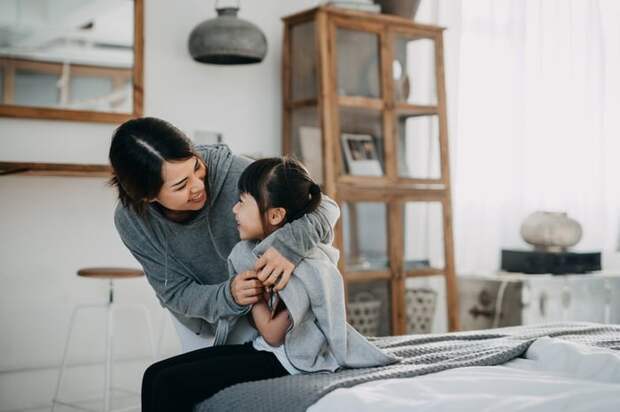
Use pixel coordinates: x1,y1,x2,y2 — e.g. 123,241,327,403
309,337,620,412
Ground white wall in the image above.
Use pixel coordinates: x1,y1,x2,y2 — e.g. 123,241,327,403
0,1,319,409
0,1,541,409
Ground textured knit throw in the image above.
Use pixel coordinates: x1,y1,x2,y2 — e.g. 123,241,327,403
196,322,620,412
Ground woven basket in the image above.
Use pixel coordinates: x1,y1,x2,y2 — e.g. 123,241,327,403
347,291,382,336
405,288,437,334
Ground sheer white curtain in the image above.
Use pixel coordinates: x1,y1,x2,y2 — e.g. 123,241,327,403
419,0,620,275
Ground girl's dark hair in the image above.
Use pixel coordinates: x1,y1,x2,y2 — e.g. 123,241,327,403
108,117,196,215
238,157,322,231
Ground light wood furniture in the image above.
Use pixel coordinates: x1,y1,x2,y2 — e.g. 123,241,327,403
0,161,111,177
0,0,143,124
53,267,154,412
0,1,144,177
77,267,145,279
282,6,459,333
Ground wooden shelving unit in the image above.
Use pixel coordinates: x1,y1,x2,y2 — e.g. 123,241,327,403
0,162,111,177
282,6,459,334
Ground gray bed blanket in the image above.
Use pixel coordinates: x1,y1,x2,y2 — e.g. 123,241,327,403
196,322,620,412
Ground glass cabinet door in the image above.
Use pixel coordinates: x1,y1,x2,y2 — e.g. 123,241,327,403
404,276,444,334
403,201,445,272
290,106,322,184
392,34,437,106
347,280,392,336
396,114,442,179
342,201,389,272
291,21,317,101
335,28,381,98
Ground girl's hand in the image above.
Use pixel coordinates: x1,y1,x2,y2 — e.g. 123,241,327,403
231,270,263,305
254,247,294,291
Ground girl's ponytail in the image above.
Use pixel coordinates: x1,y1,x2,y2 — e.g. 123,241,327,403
238,157,323,228
305,182,322,216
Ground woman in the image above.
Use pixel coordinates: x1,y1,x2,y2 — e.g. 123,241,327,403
109,117,339,352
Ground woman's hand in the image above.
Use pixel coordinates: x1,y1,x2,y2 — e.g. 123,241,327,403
231,270,263,305
254,247,294,291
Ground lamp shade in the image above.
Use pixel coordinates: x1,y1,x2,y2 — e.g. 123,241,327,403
188,6,267,65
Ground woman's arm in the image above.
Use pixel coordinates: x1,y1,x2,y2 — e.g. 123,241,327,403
251,293,291,347
252,195,340,290
262,195,340,262
114,209,255,323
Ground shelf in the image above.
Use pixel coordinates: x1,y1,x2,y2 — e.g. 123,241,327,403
343,268,445,282
286,98,319,109
405,267,445,278
395,177,447,187
338,175,388,186
335,100,437,115
344,271,392,283
338,96,384,110
0,162,112,177
337,183,448,200
346,261,390,272
395,103,439,116
338,175,447,189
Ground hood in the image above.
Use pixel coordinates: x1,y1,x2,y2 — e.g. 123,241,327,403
196,143,234,209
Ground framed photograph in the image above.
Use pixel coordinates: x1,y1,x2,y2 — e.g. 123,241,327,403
341,133,383,176
298,126,323,185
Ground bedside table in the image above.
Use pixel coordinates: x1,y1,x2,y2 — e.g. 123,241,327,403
459,272,620,331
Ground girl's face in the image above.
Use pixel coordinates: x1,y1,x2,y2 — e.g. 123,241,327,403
232,193,265,240
153,156,207,211
232,193,287,240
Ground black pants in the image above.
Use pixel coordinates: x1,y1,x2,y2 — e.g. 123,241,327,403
141,342,289,412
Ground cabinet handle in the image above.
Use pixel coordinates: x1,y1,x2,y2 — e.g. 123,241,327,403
469,306,494,319
561,287,571,309
539,292,547,317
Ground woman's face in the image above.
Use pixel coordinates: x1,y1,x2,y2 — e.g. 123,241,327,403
232,193,265,240
153,156,207,211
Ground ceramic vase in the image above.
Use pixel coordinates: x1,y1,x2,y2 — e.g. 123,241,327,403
520,211,583,252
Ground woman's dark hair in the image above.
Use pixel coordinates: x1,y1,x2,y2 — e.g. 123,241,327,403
238,157,322,231
109,117,196,215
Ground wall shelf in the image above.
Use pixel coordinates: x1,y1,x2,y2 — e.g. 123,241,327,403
0,162,111,177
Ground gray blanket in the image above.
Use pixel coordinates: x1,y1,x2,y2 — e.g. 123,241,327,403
196,322,620,412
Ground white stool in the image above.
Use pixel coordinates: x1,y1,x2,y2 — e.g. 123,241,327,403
52,267,157,412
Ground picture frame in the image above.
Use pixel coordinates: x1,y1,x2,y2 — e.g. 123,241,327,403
341,133,383,176
298,126,324,185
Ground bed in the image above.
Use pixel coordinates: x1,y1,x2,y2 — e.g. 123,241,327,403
196,322,620,412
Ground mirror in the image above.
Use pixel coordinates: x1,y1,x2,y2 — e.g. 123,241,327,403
0,0,143,123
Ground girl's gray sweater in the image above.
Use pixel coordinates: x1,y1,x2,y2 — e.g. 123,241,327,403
225,240,399,372
114,144,339,337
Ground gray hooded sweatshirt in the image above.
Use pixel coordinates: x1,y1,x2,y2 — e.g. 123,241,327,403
223,240,399,372
114,144,340,338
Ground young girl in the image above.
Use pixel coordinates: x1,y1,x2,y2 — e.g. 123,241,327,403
141,157,398,412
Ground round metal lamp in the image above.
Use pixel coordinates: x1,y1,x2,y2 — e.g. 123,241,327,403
188,1,268,65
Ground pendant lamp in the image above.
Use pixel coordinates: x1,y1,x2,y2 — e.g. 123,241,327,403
188,0,268,65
